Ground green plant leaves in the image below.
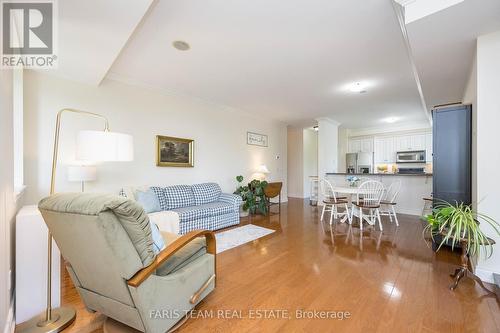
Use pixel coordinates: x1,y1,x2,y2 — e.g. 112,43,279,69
235,178,269,215
423,200,500,259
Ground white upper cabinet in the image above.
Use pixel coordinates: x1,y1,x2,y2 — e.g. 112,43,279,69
374,137,395,163
395,135,412,151
350,131,430,163
395,134,426,152
361,138,373,153
348,138,373,153
348,139,362,153
411,134,426,151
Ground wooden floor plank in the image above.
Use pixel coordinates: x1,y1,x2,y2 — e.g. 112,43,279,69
54,198,499,333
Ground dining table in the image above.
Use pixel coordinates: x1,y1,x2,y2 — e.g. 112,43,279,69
331,184,384,226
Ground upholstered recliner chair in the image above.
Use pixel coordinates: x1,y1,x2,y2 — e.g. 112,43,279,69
39,193,216,333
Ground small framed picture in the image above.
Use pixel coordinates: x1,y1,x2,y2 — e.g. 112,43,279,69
156,135,194,167
247,132,268,147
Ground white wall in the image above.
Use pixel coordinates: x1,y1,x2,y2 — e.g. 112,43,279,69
286,127,303,198
0,68,18,333
463,53,477,210
302,129,318,198
23,71,287,204
475,30,500,283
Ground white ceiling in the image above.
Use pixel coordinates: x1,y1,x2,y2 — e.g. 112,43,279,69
46,0,500,128
108,0,427,128
36,0,154,85
406,0,500,110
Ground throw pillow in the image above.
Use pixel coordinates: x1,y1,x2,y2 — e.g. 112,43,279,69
136,188,161,213
149,221,166,254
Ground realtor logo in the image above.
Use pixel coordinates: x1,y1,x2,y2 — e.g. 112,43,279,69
1,0,57,68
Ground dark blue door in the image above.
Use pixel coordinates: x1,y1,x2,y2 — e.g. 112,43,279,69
432,105,472,205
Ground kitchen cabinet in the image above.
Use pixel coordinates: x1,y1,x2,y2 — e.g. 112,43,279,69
395,134,426,152
348,138,373,153
348,139,362,153
350,131,431,164
374,137,395,163
411,134,426,150
361,139,373,153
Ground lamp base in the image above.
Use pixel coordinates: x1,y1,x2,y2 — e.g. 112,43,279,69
17,307,76,333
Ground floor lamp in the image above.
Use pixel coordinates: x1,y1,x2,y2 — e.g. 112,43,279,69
67,165,97,192
19,108,133,333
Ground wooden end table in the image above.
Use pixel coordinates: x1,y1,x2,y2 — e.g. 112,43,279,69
448,236,498,299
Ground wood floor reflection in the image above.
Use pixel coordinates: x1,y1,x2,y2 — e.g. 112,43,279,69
61,198,500,333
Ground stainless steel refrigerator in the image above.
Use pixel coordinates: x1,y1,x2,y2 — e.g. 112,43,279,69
346,152,373,174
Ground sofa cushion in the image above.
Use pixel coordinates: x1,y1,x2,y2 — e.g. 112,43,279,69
155,231,207,276
191,183,222,205
171,202,234,222
151,185,194,210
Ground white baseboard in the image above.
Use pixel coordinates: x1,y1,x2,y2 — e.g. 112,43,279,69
3,300,15,333
287,194,307,199
395,207,422,216
475,267,497,284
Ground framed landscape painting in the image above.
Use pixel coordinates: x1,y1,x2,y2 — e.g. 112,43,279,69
156,135,194,167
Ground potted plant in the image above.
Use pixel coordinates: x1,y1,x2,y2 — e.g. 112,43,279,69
423,200,500,258
233,176,269,216
247,179,269,215
234,175,250,217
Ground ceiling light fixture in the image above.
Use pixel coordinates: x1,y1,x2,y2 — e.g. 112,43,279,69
172,40,190,51
313,125,319,131
384,117,399,124
347,81,369,93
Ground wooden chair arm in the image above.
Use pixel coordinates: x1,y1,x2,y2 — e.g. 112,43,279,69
127,230,216,287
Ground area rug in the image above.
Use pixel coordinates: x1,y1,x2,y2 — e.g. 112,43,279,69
215,224,275,253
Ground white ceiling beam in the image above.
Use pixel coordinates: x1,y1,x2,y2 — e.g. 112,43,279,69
398,0,465,24
392,0,432,125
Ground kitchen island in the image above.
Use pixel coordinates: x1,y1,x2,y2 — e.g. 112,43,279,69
325,173,432,216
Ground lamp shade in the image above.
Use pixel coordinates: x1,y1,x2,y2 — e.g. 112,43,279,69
257,164,270,174
67,165,97,182
76,130,134,162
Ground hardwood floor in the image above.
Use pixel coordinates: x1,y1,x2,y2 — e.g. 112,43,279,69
60,198,499,332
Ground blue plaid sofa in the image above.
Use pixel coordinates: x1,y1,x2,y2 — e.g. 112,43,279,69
150,183,241,234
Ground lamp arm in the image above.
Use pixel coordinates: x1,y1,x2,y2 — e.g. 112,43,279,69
44,108,109,323
49,108,109,195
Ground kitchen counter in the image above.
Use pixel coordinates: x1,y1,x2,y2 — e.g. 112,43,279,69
326,172,432,177
325,173,432,216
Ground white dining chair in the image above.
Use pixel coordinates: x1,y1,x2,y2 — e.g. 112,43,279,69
320,179,351,225
379,179,401,226
351,180,385,231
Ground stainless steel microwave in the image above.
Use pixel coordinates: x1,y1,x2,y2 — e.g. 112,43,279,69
396,150,426,163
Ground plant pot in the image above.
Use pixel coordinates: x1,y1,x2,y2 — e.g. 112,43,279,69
239,203,249,217
431,234,462,252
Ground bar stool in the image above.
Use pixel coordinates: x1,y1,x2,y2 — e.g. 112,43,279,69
422,197,433,216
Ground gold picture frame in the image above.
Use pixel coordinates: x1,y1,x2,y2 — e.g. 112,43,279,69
156,135,194,167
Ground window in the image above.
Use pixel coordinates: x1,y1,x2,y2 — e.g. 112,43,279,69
13,68,24,198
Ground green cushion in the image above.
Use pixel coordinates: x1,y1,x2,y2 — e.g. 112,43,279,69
155,232,207,276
